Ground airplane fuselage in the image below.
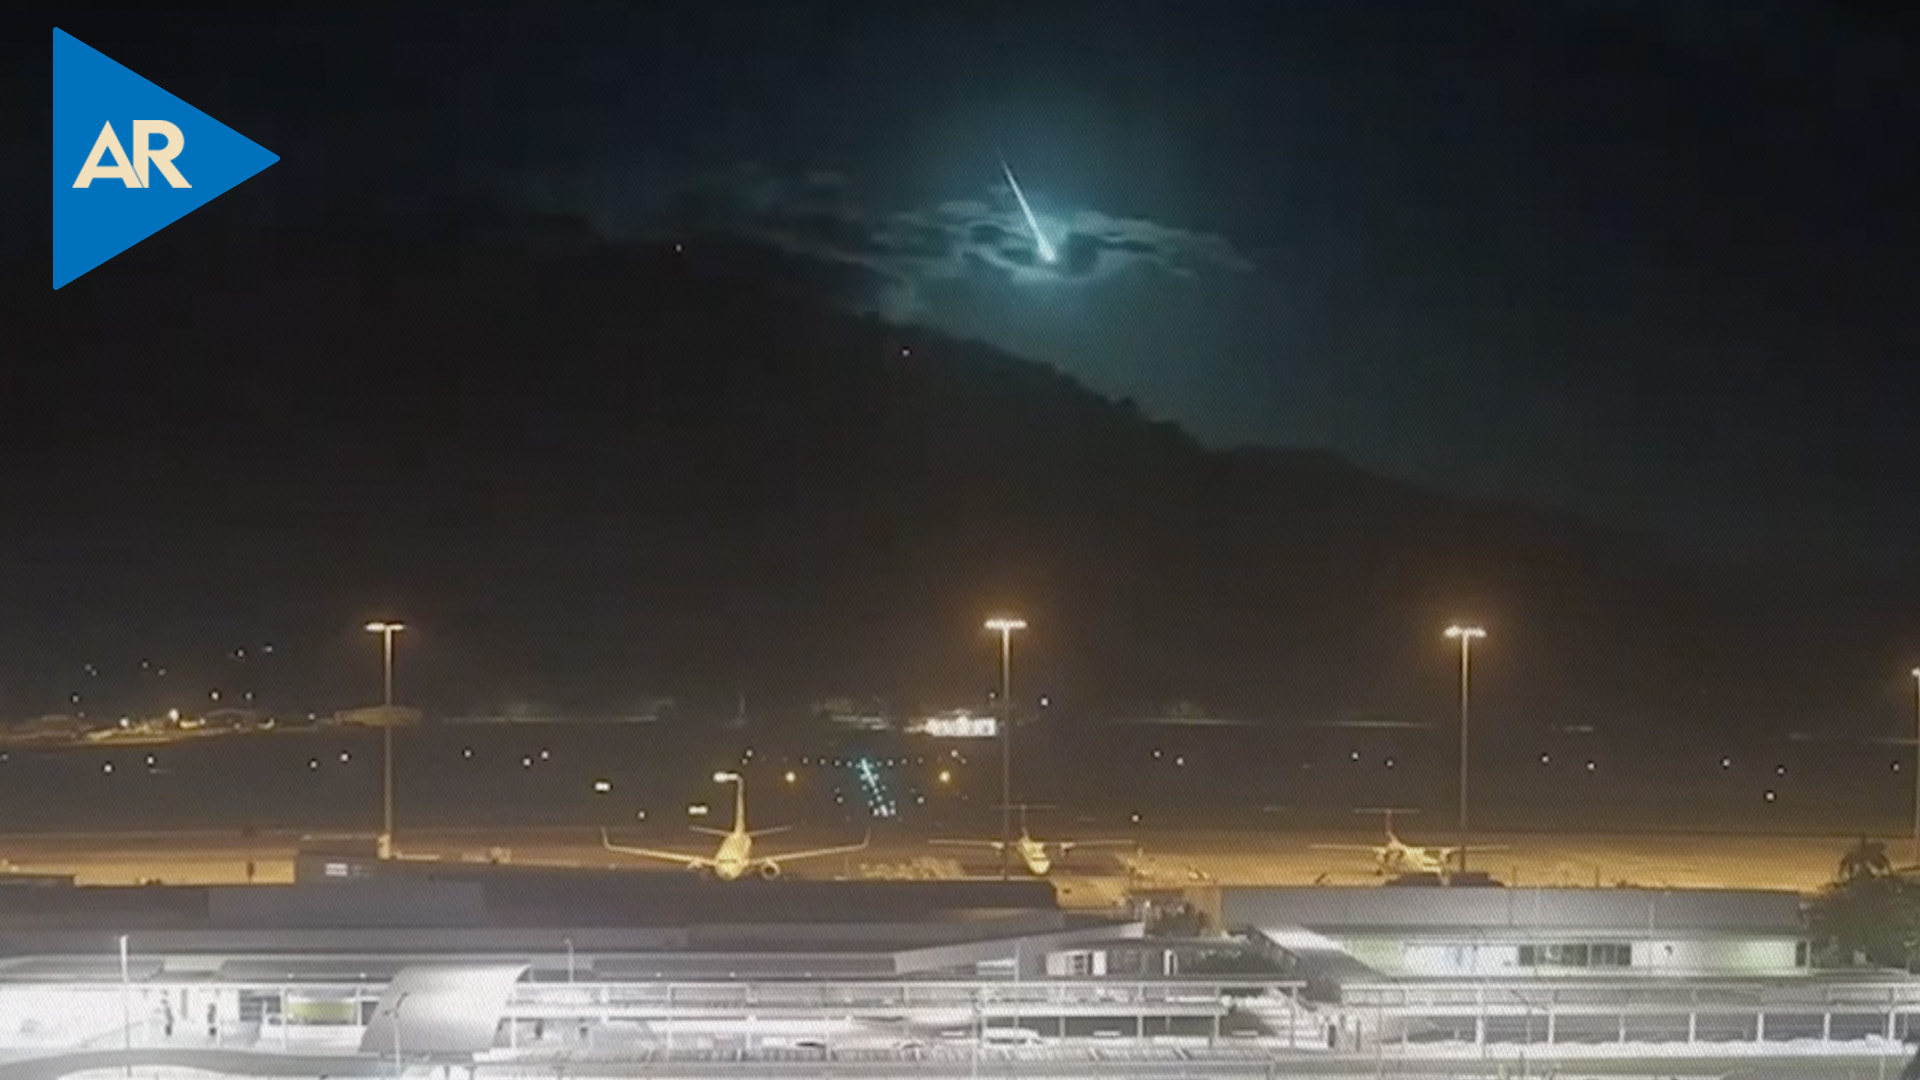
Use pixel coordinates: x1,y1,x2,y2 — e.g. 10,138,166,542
1380,839,1455,877
1016,836,1052,876
714,829,752,881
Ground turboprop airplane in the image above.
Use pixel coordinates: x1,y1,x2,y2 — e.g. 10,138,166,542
1311,808,1505,884
930,805,1133,876
602,771,868,880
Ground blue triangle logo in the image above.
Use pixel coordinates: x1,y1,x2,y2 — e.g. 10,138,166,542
53,28,279,289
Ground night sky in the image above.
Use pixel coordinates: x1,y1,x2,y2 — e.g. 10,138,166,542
20,0,1920,571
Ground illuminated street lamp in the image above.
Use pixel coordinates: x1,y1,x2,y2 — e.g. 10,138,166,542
984,616,1027,879
1444,625,1487,875
117,934,131,1070
364,621,405,859
382,990,410,1080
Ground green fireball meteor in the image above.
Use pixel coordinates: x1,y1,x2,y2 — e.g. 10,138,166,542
1000,158,1057,264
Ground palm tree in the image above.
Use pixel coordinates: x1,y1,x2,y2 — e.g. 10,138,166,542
1839,838,1894,885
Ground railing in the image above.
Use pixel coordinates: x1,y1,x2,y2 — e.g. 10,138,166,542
504,978,1299,1015
1342,976,1920,1015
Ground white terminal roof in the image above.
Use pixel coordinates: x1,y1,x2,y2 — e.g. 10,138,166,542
1221,886,1804,939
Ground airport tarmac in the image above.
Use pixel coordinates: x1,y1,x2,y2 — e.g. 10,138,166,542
0,823,1866,897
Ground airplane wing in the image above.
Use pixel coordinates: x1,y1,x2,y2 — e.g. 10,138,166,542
688,826,734,838
929,838,1007,850
1057,839,1135,852
601,828,713,868
746,825,794,839
761,831,871,864
1311,844,1388,853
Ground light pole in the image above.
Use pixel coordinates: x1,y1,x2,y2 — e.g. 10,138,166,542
365,621,405,859
117,933,131,1074
1444,625,1486,876
382,990,411,1080
984,617,1027,880
1910,668,1920,868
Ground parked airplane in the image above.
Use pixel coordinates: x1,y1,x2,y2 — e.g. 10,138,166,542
930,806,1133,876
1311,808,1504,884
602,771,868,881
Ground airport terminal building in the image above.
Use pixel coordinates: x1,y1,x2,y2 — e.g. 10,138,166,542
4,867,1920,1075
1219,884,1811,982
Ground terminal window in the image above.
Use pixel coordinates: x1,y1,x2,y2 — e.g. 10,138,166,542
1517,943,1632,968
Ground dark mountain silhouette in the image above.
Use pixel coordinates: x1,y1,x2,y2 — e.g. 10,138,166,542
6,214,1914,764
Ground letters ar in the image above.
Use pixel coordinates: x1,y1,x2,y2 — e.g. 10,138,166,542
72,120,190,188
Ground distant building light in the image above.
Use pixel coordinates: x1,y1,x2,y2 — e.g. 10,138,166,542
911,714,998,739
593,779,612,794
688,803,709,817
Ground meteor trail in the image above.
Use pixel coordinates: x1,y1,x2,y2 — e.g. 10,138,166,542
1000,158,1056,264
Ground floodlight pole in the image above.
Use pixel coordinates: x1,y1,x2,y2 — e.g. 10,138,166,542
1445,626,1485,876
1910,668,1920,867
985,617,1026,880
365,622,404,858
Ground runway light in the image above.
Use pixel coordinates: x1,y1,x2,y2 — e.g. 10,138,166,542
1174,756,1186,767
784,770,797,784
308,758,319,770
1720,757,1732,769
1349,750,1360,762
1774,764,1787,776
1130,812,1141,824
539,749,551,761
938,770,952,784
338,751,350,763
593,779,611,794
1383,757,1395,769
1895,761,1904,773
1153,749,1163,759
635,810,647,820
102,762,113,774
144,754,155,768
462,747,473,759
689,803,709,816
521,756,533,769
1764,789,1777,802
1585,760,1597,772
1539,753,1551,765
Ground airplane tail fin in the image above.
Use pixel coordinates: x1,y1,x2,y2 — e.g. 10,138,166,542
1352,806,1418,843
992,803,1054,835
